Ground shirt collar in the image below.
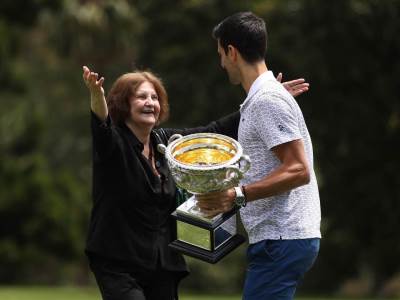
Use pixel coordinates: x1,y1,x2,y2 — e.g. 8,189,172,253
240,70,276,112
121,123,158,152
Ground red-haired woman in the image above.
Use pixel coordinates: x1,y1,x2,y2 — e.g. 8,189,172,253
82,66,242,300
82,66,308,300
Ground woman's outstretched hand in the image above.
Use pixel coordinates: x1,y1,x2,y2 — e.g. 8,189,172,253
277,72,310,97
83,66,108,120
83,66,105,98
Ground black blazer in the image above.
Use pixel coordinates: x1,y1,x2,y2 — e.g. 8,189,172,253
85,111,239,271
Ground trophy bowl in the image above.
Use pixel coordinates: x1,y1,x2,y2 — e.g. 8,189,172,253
158,133,250,194
158,133,250,263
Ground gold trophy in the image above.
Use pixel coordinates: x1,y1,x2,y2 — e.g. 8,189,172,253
158,133,250,263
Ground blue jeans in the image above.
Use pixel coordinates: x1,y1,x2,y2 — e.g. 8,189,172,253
243,238,320,300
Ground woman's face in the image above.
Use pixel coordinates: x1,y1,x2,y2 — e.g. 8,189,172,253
128,81,161,128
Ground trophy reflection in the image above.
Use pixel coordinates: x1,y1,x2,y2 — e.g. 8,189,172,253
158,133,250,263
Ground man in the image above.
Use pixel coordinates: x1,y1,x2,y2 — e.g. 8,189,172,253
197,12,321,300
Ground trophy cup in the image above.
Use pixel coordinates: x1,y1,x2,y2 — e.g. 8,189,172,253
158,133,250,263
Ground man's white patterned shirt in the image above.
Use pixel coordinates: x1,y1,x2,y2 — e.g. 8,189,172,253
238,71,321,243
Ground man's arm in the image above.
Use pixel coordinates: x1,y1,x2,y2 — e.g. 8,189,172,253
242,139,310,200
196,139,310,214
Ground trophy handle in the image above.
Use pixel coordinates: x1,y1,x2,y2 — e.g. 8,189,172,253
157,144,167,154
238,155,251,174
168,134,183,144
157,133,183,154
223,166,241,184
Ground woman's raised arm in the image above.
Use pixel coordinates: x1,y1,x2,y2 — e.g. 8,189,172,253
83,66,108,120
276,72,310,97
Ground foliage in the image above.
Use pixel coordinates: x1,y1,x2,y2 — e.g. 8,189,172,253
0,0,399,296
134,0,250,127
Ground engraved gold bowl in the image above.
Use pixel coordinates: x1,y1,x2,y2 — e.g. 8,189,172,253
158,133,250,193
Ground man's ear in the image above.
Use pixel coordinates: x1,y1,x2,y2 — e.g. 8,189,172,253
227,45,237,62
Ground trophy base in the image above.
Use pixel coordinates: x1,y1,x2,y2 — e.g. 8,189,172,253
170,206,246,263
169,234,245,264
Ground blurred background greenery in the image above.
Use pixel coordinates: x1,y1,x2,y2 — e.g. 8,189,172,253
0,0,399,299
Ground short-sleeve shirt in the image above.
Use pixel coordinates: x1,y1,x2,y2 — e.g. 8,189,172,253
238,71,321,243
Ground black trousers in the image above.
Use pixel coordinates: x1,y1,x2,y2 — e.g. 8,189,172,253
88,254,182,300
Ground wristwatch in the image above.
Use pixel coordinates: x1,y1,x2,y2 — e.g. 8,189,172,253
234,186,247,208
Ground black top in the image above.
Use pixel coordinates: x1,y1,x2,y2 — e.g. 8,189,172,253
86,111,239,272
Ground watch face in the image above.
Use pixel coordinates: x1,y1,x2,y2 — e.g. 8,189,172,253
234,187,246,207
235,196,245,207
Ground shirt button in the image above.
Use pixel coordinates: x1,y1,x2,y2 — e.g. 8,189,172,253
156,161,161,168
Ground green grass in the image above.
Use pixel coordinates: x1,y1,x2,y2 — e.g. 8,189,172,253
0,286,391,300
0,287,100,300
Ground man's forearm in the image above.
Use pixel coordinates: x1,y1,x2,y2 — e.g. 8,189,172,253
244,162,310,202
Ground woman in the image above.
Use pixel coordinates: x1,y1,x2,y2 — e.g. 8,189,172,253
83,65,244,300
82,66,308,300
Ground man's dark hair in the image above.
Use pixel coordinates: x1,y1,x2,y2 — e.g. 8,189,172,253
212,11,267,63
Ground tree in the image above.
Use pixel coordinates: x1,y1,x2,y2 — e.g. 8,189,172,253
1,0,399,295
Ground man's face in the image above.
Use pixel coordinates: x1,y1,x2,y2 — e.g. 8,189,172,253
217,40,241,85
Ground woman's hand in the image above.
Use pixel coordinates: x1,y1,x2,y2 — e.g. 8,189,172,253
277,72,310,97
83,66,108,120
83,66,105,99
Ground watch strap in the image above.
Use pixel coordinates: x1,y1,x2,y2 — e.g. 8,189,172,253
234,186,247,208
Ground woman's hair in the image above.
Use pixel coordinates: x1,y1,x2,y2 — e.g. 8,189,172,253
106,71,169,126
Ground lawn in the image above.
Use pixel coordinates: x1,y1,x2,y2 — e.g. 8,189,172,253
0,286,390,300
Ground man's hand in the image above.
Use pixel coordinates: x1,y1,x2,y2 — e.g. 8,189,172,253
277,72,310,97
196,188,236,217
